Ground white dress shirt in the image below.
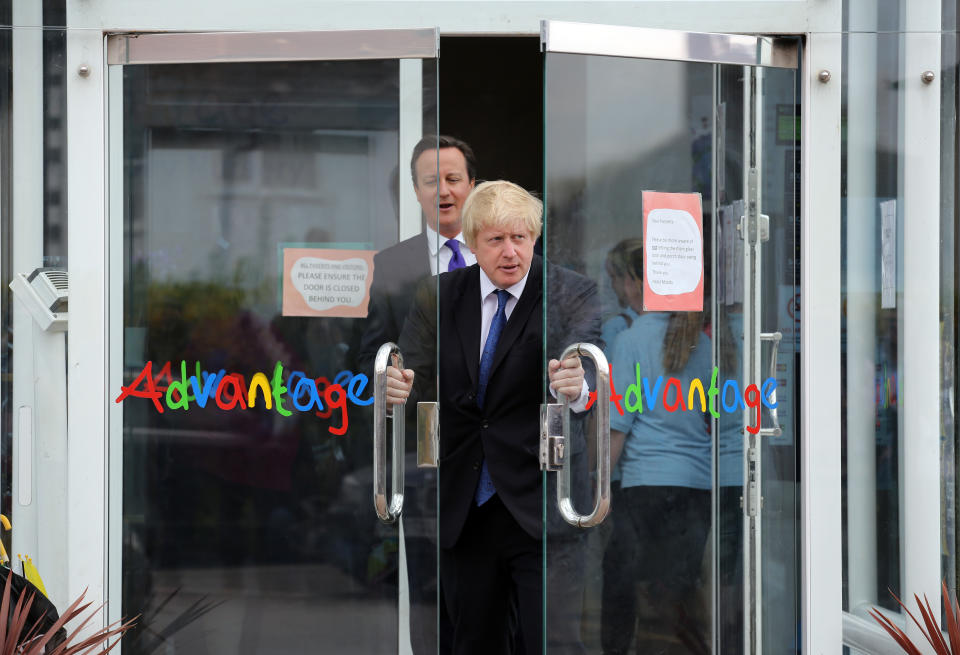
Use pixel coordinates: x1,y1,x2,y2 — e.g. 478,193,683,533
426,226,476,275
477,267,589,411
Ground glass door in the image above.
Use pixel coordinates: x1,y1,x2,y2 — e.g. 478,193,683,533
542,22,800,654
106,30,441,655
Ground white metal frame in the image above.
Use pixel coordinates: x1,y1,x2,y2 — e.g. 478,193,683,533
70,1,816,35
801,28,843,655
10,0,71,612
543,21,797,68
900,1,942,648
58,2,852,654
107,28,437,63
65,22,109,617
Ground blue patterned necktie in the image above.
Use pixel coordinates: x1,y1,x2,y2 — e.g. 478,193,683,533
475,288,510,506
446,239,466,272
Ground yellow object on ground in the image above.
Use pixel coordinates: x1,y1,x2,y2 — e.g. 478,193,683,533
18,554,48,598
0,514,9,565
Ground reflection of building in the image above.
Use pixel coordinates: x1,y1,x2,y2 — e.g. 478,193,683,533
0,1,956,654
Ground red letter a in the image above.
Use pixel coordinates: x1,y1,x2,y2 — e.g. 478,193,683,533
115,361,164,413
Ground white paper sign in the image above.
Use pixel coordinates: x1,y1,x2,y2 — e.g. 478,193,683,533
645,208,703,295
290,256,369,312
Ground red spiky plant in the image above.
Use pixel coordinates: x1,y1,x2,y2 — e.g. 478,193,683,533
0,570,135,655
869,582,960,655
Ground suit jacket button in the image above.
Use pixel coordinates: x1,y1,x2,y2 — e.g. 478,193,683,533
473,461,480,470
482,421,489,429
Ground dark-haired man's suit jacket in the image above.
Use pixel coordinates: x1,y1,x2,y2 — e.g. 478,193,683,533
358,232,431,375
398,255,600,549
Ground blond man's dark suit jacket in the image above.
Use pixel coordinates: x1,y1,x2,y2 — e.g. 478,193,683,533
398,255,600,549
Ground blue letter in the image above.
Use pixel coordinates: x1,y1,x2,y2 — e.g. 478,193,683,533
642,375,663,411
761,377,779,408
348,373,374,406
721,379,744,413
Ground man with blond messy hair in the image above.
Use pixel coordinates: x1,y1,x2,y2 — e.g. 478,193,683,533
387,180,600,654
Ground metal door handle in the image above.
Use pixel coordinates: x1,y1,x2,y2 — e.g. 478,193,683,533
759,331,782,437
541,342,611,528
373,342,405,523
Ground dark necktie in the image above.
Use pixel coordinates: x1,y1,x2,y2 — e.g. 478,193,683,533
474,288,510,506
446,239,466,271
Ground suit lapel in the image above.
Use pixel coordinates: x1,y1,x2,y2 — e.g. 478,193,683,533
490,257,542,377
452,267,482,387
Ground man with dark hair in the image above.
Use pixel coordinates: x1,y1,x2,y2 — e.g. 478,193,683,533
358,135,478,654
410,134,478,189
360,135,478,366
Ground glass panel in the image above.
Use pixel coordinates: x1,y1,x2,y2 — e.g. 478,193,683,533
747,61,801,655
543,48,799,654
110,55,438,654
840,29,904,617
943,30,959,611
0,22,13,576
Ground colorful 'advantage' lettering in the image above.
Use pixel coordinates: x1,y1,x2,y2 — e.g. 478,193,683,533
584,364,777,434
115,360,373,436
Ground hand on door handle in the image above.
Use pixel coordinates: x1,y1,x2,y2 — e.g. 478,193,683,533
384,360,414,406
543,342,611,528
548,354,585,403
373,343,405,523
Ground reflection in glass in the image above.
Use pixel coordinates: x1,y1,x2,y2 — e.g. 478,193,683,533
116,59,435,654
943,31,958,612
544,51,798,653
840,30,903,615
0,23,12,560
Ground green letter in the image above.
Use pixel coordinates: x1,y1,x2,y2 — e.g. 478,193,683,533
624,363,644,413
165,360,195,410
707,367,720,418
271,361,292,417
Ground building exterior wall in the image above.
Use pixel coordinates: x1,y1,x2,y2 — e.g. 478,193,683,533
2,0,957,653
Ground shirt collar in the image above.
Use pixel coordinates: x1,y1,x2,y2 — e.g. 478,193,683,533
425,225,467,256
479,265,529,301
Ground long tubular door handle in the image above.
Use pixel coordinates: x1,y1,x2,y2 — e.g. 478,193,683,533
373,342,405,523
556,342,611,528
759,331,782,437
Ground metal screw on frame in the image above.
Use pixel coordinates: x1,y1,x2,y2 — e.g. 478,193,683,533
817,70,831,84
921,70,936,84
77,65,91,78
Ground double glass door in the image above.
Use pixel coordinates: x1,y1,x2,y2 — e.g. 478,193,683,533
106,23,799,655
